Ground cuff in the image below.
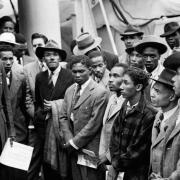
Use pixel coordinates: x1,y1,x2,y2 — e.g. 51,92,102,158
69,139,79,150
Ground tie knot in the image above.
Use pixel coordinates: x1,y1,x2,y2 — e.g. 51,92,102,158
76,84,81,92
159,113,164,121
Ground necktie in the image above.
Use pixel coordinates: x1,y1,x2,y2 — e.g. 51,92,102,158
48,71,54,86
72,84,81,109
6,71,12,88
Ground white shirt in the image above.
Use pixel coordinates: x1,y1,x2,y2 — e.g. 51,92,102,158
47,64,61,86
38,61,46,72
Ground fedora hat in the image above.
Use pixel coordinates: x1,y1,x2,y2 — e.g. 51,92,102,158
135,35,167,55
163,52,180,71
36,40,67,60
120,24,144,40
151,68,176,87
160,22,180,37
0,32,19,46
73,32,102,55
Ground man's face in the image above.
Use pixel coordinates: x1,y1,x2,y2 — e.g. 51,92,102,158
72,62,90,85
32,38,46,53
172,67,180,97
108,66,124,93
1,21,15,33
165,31,180,50
44,50,60,71
120,74,138,100
123,35,141,48
142,47,160,73
90,56,106,79
0,51,14,73
151,82,174,108
129,50,144,69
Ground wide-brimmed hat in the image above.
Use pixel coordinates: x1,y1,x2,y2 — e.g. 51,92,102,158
160,22,180,37
125,41,141,54
135,35,167,55
163,52,180,71
73,32,102,55
0,32,19,46
120,24,144,40
36,40,67,60
151,68,176,87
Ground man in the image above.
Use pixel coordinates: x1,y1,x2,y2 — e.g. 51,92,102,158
34,40,74,180
125,43,145,70
149,68,179,180
160,22,180,50
109,67,156,180
88,50,110,89
73,32,118,70
23,32,48,180
119,24,144,65
59,55,109,180
0,16,15,34
0,45,28,179
135,35,168,103
99,63,127,167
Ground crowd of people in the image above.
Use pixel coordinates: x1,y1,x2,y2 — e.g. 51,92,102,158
0,15,180,180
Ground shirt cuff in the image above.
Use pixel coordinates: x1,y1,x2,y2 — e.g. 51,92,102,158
69,139,79,150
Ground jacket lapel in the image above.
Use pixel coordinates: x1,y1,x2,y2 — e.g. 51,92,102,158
74,79,94,109
30,61,41,84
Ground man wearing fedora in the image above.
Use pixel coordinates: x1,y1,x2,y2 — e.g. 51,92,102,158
34,40,74,180
73,32,119,71
160,22,180,51
119,24,144,65
150,68,179,180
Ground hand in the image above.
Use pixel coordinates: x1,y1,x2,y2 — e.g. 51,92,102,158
10,136,16,147
44,99,52,112
149,172,162,180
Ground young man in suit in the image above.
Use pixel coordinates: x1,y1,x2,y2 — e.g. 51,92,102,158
59,55,109,180
99,63,128,165
23,32,48,180
34,40,74,180
0,45,28,179
109,67,156,180
150,68,179,179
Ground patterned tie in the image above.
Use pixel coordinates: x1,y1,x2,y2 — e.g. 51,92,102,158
48,71,54,86
72,84,81,109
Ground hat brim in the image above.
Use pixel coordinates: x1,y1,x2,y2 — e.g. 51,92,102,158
160,27,180,37
73,37,102,55
135,42,167,55
0,40,20,47
151,77,173,87
36,47,67,61
121,32,144,40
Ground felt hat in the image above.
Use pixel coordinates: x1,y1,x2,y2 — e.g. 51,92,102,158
73,32,102,55
135,35,167,55
151,68,176,87
120,24,144,40
160,22,180,37
163,52,180,71
36,40,67,60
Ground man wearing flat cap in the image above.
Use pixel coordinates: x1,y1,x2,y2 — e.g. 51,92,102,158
149,68,180,179
73,32,119,71
34,40,74,180
160,22,180,51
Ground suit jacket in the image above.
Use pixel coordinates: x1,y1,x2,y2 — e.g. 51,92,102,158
34,68,74,138
0,62,15,149
150,108,179,177
99,94,124,160
24,60,42,118
102,51,119,71
59,79,109,155
10,63,29,143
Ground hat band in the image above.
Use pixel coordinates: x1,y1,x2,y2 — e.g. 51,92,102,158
78,39,95,50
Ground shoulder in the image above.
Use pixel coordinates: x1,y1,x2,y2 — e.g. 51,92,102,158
24,61,37,71
61,68,73,78
92,80,109,97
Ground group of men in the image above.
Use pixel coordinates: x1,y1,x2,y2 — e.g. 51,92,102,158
0,17,180,180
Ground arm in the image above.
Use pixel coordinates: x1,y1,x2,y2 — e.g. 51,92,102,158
1,64,15,137
72,91,109,148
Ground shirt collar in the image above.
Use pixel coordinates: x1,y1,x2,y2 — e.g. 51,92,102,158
163,105,179,121
76,78,91,95
151,63,164,79
127,101,138,108
47,64,61,75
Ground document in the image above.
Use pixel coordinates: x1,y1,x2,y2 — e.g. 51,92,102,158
0,138,34,171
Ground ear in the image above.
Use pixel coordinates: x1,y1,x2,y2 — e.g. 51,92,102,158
169,92,177,102
136,84,143,92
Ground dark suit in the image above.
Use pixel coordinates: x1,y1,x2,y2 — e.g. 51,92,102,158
102,51,119,70
34,67,74,180
59,79,109,180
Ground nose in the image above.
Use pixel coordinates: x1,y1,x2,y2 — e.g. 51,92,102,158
145,56,151,62
6,59,11,65
131,55,136,62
